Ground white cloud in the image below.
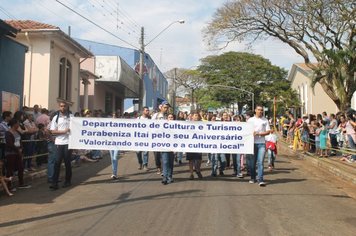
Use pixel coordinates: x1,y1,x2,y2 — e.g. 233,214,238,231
1,0,301,72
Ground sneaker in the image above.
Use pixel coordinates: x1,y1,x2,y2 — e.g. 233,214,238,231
18,184,31,189
258,181,266,187
143,166,149,171
249,179,256,184
237,173,244,178
161,178,168,185
111,175,118,180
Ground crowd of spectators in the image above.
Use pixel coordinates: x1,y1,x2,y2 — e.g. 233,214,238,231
278,109,356,163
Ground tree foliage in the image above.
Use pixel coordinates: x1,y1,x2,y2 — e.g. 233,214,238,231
204,0,355,111
197,51,299,113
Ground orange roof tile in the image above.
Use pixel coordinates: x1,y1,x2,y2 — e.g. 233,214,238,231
4,20,59,31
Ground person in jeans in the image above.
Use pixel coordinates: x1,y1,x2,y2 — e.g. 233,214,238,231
247,105,271,187
136,106,150,171
152,101,173,184
49,102,73,190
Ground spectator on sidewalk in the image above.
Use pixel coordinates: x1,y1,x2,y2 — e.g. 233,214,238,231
328,113,338,156
5,118,31,190
0,160,14,196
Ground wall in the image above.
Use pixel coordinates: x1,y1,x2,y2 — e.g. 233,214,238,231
0,35,26,112
290,66,338,115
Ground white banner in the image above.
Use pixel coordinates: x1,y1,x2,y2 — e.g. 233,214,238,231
69,118,254,154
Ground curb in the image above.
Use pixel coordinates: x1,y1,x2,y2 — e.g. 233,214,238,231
279,143,356,186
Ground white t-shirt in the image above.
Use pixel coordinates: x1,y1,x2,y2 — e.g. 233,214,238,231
265,133,278,143
50,112,73,145
248,116,271,144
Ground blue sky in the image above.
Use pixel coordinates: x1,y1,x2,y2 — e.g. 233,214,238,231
0,0,304,72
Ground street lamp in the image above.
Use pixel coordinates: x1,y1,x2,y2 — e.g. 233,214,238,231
206,84,254,111
138,20,185,111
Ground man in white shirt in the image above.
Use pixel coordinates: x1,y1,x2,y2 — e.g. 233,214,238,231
49,102,73,190
247,105,271,187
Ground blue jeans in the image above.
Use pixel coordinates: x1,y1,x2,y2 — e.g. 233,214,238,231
110,150,120,176
177,152,183,162
267,149,276,167
90,150,101,158
247,143,266,182
347,134,356,161
211,153,226,175
232,154,241,175
52,144,72,185
161,152,174,179
136,151,149,165
47,142,58,182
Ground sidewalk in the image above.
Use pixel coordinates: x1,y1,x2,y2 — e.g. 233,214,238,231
279,140,356,186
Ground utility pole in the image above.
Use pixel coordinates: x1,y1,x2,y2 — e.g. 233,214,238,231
138,27,145,111
173,68,177,113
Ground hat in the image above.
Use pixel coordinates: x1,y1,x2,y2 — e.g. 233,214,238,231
161,101,170,106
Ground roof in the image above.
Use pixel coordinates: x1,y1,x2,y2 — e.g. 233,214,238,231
5,20,92,58
288,63,318,83
0,19,18,37
5,20,59,31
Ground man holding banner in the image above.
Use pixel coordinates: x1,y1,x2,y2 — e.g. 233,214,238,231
247,105,271,187
152,101,174,184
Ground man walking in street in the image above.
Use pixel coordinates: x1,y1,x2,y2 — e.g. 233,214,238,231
49,101,73,190
247,105,271,187
136,106,151,171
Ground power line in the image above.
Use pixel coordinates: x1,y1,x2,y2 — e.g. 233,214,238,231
55,0,139,49
89,0,138,37
0,6,18,19
103,0,140,29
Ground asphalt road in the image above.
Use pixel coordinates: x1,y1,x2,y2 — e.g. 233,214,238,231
1,150,355,236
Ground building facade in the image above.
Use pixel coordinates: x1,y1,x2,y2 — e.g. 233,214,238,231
5,20,93,112
76,39,168,112
288,63,339,115
0,20,27,113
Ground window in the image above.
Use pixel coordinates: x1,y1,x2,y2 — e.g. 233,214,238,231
59,57,72,101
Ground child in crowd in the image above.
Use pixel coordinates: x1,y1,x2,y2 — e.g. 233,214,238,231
319,120,328,157
265,128,278,171
301,122,310,153
0,160,14,196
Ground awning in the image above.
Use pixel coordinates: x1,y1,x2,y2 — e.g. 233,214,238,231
95,56,140,98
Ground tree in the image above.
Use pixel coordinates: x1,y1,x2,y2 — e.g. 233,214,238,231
197,51,299,113
204,0,355,111
165,68,206,111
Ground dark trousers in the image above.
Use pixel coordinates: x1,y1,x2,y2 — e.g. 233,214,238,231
6,153,24,187
52,144,72,185
329,133,338,153
154,152,161,169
